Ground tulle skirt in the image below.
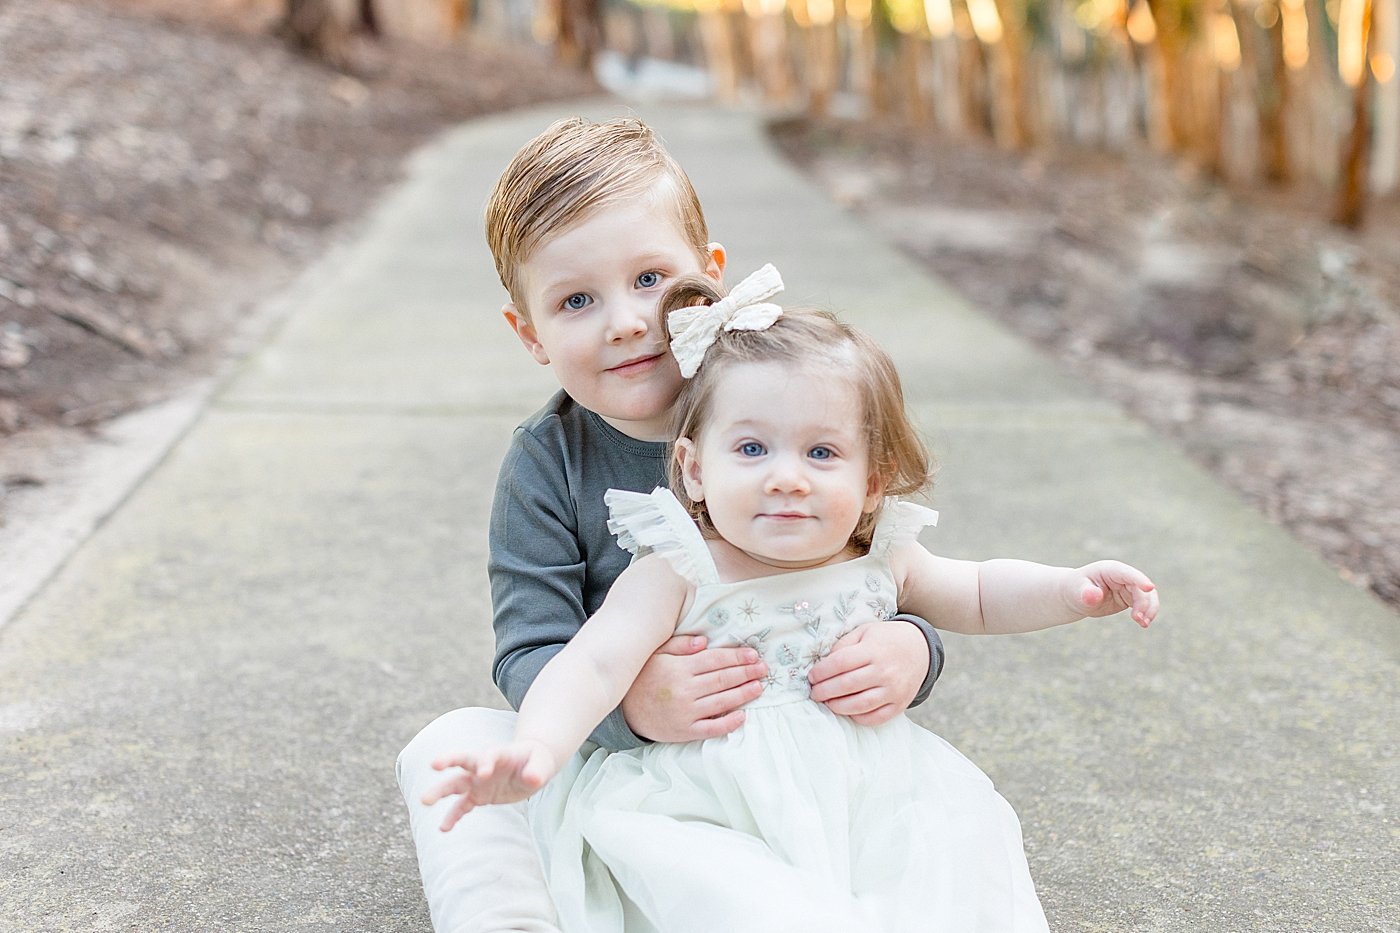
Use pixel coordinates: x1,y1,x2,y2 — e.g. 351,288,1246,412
528,701,1049,933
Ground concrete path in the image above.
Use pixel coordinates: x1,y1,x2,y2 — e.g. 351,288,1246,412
1,100,1396,932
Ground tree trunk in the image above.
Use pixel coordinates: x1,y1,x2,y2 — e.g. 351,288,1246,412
1372,0,1399,194
1226,0,1261,181
549,0,602,69
749,12,796,105
358,0,380,35
698,10,742,102
847,8,879,114
988,0,1033,147
279,0,378,66
1304,0,1341,185
899,31,934,126
1146,0,1191,151
929,33,966,133
804,19,840,118
1335,0,1375,227
1260,4,1293,182
279,0,353,64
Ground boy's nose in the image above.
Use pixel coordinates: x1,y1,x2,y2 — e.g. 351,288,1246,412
605,301,650,343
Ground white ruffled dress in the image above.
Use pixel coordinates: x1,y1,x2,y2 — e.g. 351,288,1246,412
527,488,1049,933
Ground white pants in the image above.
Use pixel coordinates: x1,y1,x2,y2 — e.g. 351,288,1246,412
397,707,562,933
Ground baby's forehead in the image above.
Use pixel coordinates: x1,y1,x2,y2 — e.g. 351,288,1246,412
708,361,865,418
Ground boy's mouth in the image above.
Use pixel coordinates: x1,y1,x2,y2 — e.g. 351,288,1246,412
607,353,664,376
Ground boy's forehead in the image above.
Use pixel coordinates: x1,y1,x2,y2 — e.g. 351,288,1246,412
521,189,694,272
541,176,682,243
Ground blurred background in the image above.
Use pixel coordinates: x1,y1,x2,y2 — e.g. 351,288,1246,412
1,0,1396,609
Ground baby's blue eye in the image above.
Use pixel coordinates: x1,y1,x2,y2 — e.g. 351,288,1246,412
564,293,591,311
809,446,834,460
739,442,765,457
636,271,661,288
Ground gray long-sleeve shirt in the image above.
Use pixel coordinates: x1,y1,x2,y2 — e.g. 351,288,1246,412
489,390,944,751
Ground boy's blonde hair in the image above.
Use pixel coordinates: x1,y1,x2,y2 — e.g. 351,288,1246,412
661,276,934,554
485,117,710,318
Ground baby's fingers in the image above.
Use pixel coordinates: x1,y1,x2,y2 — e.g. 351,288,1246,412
437,794,479,833
429,752,480,775
1093,562,1159,627
420,755,478,804
1101,563,1158,628
1129,583,1160,628
1089,560,1155,590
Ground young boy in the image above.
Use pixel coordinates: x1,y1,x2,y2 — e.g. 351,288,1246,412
396,116,947,932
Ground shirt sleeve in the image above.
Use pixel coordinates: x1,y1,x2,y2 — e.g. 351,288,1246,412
488,427,646,751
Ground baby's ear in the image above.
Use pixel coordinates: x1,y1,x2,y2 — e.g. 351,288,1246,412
675,437,705,502
863,472,884,513
704,243,726,282
502,303,550,366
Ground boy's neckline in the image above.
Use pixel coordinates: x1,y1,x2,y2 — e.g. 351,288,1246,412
584,406,670,453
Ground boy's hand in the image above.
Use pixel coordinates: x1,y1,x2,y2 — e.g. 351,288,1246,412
1069,560,1159,628
421,740,557,832
621,635,768,742
809,621,928,726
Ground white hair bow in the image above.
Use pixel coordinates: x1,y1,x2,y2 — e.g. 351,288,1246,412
668,264,785,379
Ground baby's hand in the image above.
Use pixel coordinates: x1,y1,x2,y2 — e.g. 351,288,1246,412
1070,560,1159,628
420,740,557,832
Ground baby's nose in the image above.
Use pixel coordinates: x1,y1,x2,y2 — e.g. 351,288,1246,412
766,457,810,493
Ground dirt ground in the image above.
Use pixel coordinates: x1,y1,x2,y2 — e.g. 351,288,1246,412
771,119,1400,610
0,0,592,503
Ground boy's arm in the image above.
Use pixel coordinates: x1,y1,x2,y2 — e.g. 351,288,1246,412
488,430,645,750
892,544,1159,634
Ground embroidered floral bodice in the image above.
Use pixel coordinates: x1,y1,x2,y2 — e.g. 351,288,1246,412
605,488,939,708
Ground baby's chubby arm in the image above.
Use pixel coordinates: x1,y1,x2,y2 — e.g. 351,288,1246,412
424,554,689,831
891,543,1159,635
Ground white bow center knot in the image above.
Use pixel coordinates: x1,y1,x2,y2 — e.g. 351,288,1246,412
668,263,785,378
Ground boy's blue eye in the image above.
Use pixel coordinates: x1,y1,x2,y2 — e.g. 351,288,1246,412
636,271,661,288
739,442,765,457
564,293,591,311
809,446,834,460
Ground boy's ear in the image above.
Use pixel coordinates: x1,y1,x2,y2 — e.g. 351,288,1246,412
704,242,726,282
502,303,550,366
675,437,705,503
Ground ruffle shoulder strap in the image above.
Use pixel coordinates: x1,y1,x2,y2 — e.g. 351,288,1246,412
870,498,940,557
604,487,718,587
